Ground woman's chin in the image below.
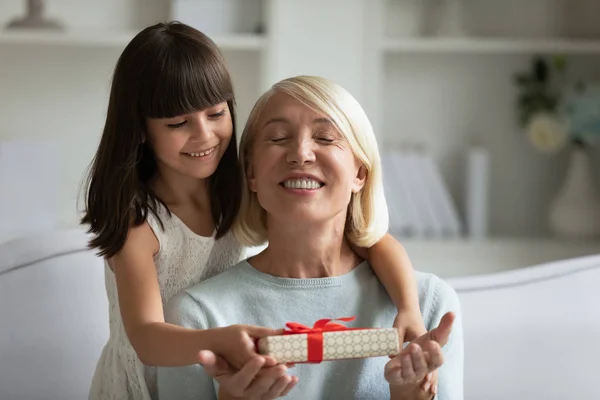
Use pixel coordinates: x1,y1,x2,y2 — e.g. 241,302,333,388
269,209,341,227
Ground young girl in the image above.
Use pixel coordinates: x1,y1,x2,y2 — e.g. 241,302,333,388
81,21,433,400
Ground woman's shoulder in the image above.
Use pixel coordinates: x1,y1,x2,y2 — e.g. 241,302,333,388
180,258,251,300
414,272,461,319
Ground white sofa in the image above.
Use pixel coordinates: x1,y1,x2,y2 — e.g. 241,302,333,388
1,229,599,399
0,229,108,400
447,254,600,399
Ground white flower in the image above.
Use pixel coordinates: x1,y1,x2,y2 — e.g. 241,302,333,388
526,112,569,153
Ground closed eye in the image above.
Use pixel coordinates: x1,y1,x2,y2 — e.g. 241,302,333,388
208,109,226,119
318,137,334,143
167,121,187,129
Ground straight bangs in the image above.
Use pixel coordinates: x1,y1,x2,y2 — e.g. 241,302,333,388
139,36,234,119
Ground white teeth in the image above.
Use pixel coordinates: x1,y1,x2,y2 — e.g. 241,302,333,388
186,147,215,157
282,179,323,190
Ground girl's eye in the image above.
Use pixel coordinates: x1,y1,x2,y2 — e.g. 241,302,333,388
318,137,334,143
208,109,226,119
167,121,187,129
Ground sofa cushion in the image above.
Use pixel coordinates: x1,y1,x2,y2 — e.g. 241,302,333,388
449,255,600,400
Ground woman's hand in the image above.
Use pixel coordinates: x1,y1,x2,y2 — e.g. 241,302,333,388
211,324,283,370
386,342,443,399
393,309,437,395
386,312,455,399
198,350,298,399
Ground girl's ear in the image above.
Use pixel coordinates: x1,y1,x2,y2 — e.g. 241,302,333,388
351,165,367,193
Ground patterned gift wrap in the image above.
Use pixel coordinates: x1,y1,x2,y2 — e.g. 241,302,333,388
256,317,400,364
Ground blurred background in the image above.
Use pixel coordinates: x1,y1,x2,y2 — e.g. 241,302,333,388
1,0,599,275
2,2,600,399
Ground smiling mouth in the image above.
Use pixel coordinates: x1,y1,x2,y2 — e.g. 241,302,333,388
280,179,325,190
183,146,217,158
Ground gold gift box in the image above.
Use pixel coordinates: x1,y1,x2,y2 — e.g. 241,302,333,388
257,328,400,363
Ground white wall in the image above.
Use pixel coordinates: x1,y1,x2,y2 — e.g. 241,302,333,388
262,0,366,100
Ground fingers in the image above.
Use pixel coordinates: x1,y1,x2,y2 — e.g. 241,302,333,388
384,355,403,384
197,350,220,377
279,376,299,397
198,350,216,365
215,356,298,399
391,326,406,358
411,311,455,348
422,340,444,371
385,341,445,388
245,364,289,399
385,348,420,385
263,356,278,367
421,372,433,393
227,356,267,394
262,372,299,399
262,374,291,399
429,312,455,346
400,352,416,382
400,344,430,382
408,344,428,380
244,324,284,339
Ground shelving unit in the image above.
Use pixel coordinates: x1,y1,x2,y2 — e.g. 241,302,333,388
365,0,600,240
0,29,267,50
381,37,600,54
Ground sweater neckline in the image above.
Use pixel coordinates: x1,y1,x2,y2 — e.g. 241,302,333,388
239,260,370,288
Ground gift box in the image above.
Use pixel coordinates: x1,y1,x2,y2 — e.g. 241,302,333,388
256,317,400,364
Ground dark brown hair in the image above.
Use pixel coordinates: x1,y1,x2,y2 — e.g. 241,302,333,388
81,22,242,258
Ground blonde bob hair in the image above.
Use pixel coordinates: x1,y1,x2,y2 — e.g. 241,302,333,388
233,76,389,248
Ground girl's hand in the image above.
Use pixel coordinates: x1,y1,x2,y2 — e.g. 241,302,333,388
198,350,298,399
393,308,427,344
212,325,283,370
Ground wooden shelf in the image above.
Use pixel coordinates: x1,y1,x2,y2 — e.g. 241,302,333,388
0,29,267,51
382,37,600,54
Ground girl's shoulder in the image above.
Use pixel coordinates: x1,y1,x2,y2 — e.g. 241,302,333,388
199,231,253,280
144,201,175,236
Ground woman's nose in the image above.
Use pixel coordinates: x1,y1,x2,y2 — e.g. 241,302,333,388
286,138,316,165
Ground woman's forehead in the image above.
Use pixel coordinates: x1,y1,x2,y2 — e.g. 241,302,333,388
259,91,329,126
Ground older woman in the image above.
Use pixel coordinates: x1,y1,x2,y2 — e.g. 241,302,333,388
157,76,464,399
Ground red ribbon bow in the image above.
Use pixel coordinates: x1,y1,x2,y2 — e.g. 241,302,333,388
284,316,356,363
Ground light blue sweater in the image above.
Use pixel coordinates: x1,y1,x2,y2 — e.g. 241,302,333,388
157,261,464,399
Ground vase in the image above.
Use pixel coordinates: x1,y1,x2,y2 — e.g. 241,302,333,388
548,147,600,238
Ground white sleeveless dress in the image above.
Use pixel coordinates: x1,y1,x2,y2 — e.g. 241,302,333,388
89,204,246,400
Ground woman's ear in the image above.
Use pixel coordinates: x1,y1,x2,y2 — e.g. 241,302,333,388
246,161,258,192
351,165,367,193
